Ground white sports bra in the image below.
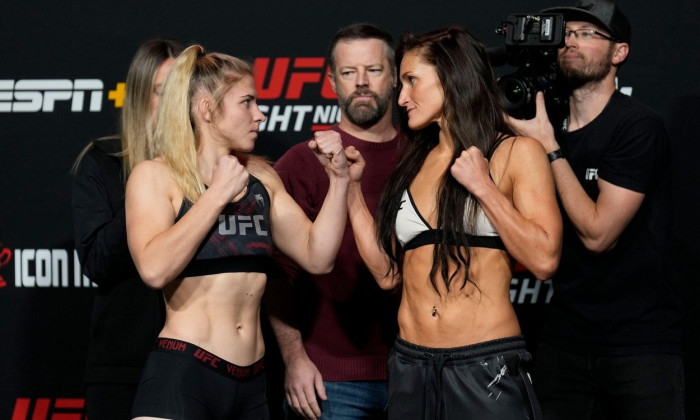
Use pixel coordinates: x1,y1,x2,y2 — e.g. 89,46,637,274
395,188,505,251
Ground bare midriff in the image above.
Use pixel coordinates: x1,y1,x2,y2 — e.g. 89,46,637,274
398,245,520,348
159,271,267,366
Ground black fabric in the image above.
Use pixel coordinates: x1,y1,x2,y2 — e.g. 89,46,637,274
85,383,137,420
387,336,541,420
542,0,632,44
131,350,269,420
175,175,273,277
543,90,683,355
534,342,685,420
403,229,506,251
71,137,164,387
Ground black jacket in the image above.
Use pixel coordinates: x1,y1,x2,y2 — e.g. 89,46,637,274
72,137,164,384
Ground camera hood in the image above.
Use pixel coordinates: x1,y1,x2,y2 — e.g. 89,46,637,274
542,0,631,44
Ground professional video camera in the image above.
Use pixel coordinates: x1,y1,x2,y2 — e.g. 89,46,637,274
490,13,569,120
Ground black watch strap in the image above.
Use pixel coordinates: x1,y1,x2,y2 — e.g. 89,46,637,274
547,149,564,163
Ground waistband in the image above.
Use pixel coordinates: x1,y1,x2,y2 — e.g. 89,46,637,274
393,335,529,364
154,338,264,380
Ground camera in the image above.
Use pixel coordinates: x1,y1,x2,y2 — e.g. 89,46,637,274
490,13,569,120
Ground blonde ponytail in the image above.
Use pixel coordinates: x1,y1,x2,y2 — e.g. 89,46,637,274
153,45,255,203
154,45,205,203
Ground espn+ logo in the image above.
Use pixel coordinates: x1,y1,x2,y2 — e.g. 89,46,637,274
0,80,103,112
0,57,342,132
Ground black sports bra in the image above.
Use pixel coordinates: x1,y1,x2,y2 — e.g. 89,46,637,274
176,175,273,277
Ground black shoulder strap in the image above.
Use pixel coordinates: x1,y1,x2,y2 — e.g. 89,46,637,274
486,133,512,160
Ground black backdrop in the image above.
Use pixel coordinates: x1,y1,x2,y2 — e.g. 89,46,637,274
1,0,698,418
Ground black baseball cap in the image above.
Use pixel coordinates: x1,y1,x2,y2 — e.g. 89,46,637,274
542,0,631,44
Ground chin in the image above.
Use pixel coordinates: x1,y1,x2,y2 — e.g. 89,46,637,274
407,120,429,131
233,141,255,153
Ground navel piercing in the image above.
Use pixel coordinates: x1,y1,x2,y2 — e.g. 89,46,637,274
432,305,439,317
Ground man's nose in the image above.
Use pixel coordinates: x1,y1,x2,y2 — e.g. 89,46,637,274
356,70,368,86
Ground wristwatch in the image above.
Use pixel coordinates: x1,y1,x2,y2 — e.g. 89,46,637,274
547,149,564,163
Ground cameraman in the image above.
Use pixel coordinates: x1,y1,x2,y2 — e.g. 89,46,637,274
508,1,684,419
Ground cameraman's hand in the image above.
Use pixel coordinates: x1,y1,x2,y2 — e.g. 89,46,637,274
506,92,559,153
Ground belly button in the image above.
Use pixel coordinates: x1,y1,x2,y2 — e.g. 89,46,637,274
431,306,439,317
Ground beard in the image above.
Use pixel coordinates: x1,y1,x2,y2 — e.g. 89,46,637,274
338,83,393,127
558,46,614,89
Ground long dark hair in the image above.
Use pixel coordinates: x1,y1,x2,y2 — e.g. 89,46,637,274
376,25,514,294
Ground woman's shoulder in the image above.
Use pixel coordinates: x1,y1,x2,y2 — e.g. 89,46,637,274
489,135,548,182
129,157,172,184
246,156,277,179
493,135,546,161
132,155,167,170
245,155,284,191
126,157,182,206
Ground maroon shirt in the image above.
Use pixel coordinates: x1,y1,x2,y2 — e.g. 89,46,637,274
271,124,402,381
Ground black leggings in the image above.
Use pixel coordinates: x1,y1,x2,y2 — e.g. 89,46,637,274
131,338,268,420
387,335,541,420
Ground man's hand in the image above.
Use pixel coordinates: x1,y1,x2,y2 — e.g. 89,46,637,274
506,91,559,153
284,353,327,420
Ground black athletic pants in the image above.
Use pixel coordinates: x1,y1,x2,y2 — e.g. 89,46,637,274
387,335,541,420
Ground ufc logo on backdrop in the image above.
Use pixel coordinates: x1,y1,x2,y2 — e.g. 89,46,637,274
11,398,86,420
253,57,336,100
252,57,341,132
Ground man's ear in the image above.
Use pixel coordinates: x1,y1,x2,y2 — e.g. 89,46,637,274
327,70,338,94
612,43,629,66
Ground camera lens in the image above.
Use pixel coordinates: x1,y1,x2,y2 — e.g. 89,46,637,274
497,75,532,110
503,80,526,106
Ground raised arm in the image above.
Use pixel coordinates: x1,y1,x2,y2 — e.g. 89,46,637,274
451,138,562,280
508,92,645,254
125,155,248,288
345,146,400,290
266,131,349,274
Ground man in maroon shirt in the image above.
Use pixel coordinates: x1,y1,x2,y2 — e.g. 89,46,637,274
266,23,402,420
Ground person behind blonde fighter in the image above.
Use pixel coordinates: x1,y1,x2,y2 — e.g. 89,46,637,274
72,38,183,420
344,26,562,419
127,45,350,420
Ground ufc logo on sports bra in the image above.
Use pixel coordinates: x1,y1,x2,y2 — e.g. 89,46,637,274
218,215,268,236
